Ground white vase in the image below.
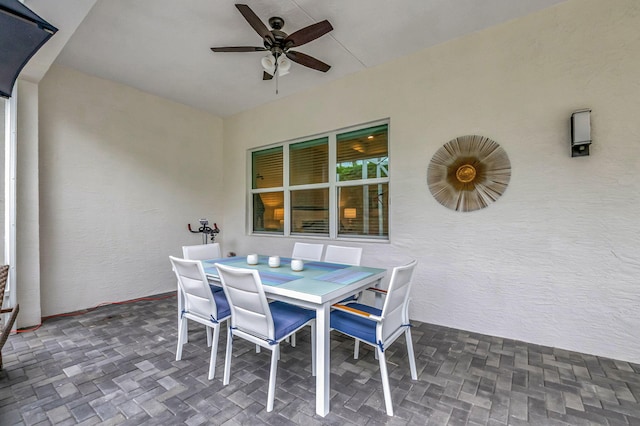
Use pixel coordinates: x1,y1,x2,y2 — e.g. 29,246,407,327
268,256,280,268
290,259,304,271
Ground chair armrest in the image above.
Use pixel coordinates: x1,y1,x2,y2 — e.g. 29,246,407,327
331,304,382,322
365,287,387,295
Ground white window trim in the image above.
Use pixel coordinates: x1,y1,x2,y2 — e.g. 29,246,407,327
247,119,390,241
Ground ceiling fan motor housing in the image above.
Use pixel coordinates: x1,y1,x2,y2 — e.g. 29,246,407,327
268,16,285,30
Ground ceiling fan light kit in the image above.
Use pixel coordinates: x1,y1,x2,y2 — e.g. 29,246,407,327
261,53,291,77
211,3,333,89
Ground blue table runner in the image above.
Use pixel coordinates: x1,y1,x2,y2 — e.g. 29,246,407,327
314,269,374,285
204,265,302,286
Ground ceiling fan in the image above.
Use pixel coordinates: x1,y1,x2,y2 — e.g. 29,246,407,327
211,4,333,81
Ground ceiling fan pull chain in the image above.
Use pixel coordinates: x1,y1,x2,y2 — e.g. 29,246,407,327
275,60,279,95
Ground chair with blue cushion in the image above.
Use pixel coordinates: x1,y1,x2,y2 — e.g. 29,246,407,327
180,243,222,345
215,262,316,412
288,242,323,347
330,260,418,416
182,243,221,262
323,245,362,266
291,242,324,261
324,245,364,305
170,256,230,380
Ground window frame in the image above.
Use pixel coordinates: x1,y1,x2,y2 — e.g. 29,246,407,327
247,119,390,241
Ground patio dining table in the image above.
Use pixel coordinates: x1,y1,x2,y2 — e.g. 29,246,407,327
202,255,387,417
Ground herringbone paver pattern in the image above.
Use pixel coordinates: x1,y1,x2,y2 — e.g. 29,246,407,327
1,294,639,425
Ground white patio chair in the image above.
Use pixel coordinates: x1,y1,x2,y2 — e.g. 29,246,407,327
180,243,222,345
288,242,323,346
324,244,364,305
215,263,316,412
291,242,324,261
182,243,221,261
323,245,362,266
330,260,418,416
170,256,230,380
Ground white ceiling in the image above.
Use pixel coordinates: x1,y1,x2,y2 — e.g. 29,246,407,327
25,0,567,117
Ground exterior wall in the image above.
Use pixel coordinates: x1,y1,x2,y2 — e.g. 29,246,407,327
222,0,640,362
37,65,224,318
16,81,42,326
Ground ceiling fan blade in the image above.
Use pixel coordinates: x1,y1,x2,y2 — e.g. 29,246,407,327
235,4,273,44
263,71,273,80
210,46,267,52
284,20,333,48
286,51,331,72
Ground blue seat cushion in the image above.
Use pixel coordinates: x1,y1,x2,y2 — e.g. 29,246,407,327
269,301,315,342
213,290,231,321
330,303,381,345
209,284,224,293
338,294,358,303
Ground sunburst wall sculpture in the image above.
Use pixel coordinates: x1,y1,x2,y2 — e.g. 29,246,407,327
427,135,511,212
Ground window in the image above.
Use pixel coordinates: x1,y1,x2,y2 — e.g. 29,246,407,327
250,121,389,239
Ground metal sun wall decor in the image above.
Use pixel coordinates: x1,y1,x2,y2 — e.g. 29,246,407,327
427,135,511,212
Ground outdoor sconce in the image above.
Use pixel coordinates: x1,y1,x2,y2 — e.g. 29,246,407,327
571,109,591,157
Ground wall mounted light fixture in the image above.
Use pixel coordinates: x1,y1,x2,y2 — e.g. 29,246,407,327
571,109,592,157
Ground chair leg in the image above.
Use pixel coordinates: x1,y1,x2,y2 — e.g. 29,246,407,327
291,332,296,347
206,327,213,347
223,325,233,385
405,328,418,380
208,324,221,380
377,348,394,416
354,338,360,359
267,345,280,412
176,317,187,361
177,285,188,344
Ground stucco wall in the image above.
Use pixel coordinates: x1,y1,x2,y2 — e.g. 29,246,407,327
222,0,640,362
37,65,224,318
16,81,42,326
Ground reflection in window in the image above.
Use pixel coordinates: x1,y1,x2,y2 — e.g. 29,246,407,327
337,124,388,182
291,188,329,235
253,192,284,233
338,184,388,237
252,147,282,189
336,124,388,238
290,138,328,186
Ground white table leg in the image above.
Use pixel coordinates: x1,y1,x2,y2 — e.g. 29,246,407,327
316,304,330,417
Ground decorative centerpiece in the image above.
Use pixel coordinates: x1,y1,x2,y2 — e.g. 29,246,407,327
268,256,281,268
290,259,304,271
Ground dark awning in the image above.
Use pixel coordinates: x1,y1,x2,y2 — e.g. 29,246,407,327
0,0,58,98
